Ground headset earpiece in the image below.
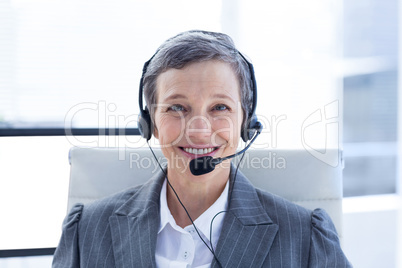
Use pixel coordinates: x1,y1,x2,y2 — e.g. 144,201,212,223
241,116,262,142
138,55,155,141
138,106,153,141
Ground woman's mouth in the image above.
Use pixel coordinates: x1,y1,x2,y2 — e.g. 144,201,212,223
180,147,219,155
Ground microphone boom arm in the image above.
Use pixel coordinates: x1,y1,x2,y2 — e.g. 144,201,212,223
213,124,262,164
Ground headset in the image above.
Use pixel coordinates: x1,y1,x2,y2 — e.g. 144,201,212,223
137,48,260,143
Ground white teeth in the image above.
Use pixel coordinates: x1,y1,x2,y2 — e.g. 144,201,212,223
183,147,215,154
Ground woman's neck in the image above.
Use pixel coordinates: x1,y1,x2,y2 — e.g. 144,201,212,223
165,166,230,228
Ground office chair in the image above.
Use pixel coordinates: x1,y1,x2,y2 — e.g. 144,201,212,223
67,147,344,237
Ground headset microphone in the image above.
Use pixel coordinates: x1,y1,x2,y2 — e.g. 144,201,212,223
189,122,262,176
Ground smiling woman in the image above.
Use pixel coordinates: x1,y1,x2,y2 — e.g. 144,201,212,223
52,30,351,267
154,60,242,228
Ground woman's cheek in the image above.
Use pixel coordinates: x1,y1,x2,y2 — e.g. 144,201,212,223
156,115,184,146
212,115,242,146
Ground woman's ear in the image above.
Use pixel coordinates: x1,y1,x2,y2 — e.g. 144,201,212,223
153,125,159,139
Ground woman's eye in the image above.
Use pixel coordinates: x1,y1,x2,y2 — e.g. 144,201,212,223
213,104,228,111
168,104,185,112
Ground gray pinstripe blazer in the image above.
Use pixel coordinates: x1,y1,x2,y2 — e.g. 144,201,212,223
53,166,352,267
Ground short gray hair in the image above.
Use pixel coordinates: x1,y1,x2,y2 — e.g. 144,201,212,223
143,30,253,132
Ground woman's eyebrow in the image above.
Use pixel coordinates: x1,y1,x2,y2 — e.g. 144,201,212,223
163,93,187,102
162,93,237,103
213,93,237,103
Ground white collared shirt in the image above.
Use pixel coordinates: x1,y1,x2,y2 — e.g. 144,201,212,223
155,179,229,268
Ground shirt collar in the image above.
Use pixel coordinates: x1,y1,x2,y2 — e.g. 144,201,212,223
158,178,229,242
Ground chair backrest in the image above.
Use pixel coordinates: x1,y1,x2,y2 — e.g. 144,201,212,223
68,147,344,237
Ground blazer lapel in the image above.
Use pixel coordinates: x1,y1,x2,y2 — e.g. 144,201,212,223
212,167,279,267
109,169,165,268
108,165,278,267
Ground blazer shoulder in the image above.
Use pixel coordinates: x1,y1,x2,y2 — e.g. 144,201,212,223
254,187,312,223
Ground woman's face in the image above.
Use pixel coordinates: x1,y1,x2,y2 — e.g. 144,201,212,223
153,60,243,177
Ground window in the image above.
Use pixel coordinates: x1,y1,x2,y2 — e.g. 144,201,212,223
342,0,398,196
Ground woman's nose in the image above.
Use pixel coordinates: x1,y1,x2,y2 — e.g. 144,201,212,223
185,115,212,140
